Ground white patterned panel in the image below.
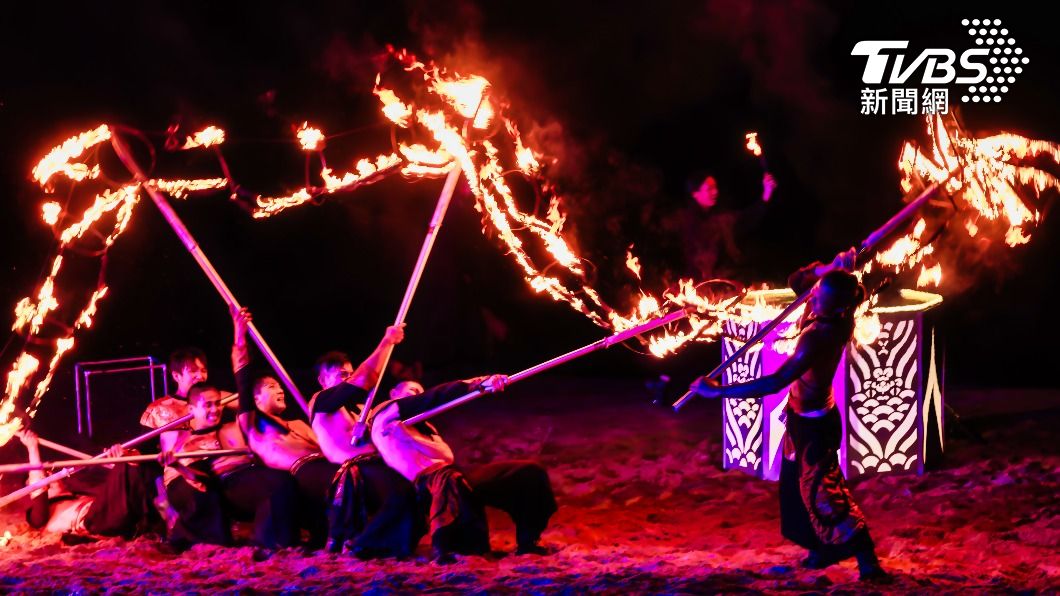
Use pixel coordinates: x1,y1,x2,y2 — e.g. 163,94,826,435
846,318,921,476
722,319,764,472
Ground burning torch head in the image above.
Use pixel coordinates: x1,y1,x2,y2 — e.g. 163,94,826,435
188,382,223,428
170,348,208,397
811,270,866,318
314,351,354,390
253,375,286,415
389,381,425,400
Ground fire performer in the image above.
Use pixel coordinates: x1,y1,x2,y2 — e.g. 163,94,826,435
366,373,555,564
17,430,157,540
231,308,338,550
302,337,422,558
163,381,299,551
688,249,890,582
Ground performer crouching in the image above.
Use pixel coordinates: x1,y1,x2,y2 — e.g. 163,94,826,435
306,331,421,558
688,249,889,582
367,376,509,563
18,430,156,541
378,380,557,556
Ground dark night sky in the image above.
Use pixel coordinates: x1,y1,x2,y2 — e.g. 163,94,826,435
0,0,1057,432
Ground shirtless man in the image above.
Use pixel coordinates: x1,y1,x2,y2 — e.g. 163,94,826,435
163,382,298,550
306,334,421,558
231,309,337,550
689,249,889,582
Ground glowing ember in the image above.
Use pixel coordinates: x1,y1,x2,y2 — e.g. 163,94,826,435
182,126,226,149
41,201,62,225
745,132,763,157
296,122,325,151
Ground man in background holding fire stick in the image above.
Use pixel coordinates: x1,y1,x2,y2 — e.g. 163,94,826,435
688,249,891,583
17,429,157,541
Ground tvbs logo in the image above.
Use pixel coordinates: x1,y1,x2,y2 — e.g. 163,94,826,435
852,19,1027,105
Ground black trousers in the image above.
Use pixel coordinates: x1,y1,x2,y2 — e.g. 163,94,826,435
293,458,340,548
167,476,231,547
780,408,871,558
328,457,423,557
465,460,557,548
221,464,299,549
28,462,157,538
416,465,489,555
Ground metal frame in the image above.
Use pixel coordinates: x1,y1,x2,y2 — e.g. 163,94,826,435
74,356,168,437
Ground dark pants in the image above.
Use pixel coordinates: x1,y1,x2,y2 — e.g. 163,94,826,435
328,457,423,557
293,458,340,548
416,465,489,555
466,460,557,548
29,462,157,538
167,476,231,547
780,408,871,558
221,464,299,549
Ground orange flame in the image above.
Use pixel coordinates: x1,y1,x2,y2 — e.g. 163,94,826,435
296,122,325,151
182,126,226,149
745,132,762,157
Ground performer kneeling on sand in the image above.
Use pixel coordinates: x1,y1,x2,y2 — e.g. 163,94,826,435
18,430,157,541
231,309,338,550
164,382,299,550
688,249,889,582
305,332,421,558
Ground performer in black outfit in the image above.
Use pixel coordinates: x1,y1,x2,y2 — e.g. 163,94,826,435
689,249,889,582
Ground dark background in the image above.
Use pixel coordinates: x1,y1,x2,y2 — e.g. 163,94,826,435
1,1,1056,441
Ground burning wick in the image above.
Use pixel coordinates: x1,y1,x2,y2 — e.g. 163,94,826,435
745,132,763,157
296,122,325,152
41,201,61,226
182,126,226,150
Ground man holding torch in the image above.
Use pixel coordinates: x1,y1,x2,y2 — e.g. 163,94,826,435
687,249,890,583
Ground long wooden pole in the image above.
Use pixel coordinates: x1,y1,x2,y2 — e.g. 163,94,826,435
350,165,462,444
672,181,946,411
0,394,238,509
110,132,308,415
402,309,689,426
0,449,249,474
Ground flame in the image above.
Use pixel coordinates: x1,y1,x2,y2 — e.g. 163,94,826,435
745,132,763,157
296,122,325,151
152,178,227,199
182,126,226,149
916,264,943,288
431,75,493,129
625,246,642,280
41,201,62,226
32,125,111,186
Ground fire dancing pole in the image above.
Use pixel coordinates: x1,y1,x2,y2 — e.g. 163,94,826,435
403,309,689,426
350,165,463,444
36,437,93,460
109,132,308,414
0,449,250,474
672,181,947,411
0,394,237,509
